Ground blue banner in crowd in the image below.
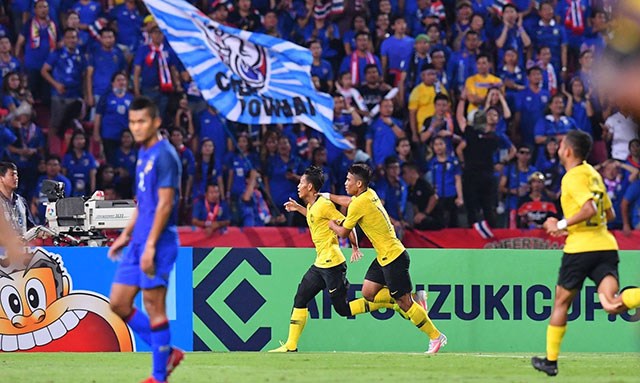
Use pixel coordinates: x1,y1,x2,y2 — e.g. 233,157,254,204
144,0,351,150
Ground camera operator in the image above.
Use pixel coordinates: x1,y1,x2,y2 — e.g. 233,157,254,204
0,162,34,237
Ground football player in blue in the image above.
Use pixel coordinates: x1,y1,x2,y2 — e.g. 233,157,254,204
107,96,184,383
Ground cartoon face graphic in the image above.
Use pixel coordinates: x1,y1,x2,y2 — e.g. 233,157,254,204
0,248,133,352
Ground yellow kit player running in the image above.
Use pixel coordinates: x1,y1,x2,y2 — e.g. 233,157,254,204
269,166,400,352
532,130,623,376
326,163,446,354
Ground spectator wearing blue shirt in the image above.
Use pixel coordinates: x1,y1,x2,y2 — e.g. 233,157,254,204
582,10,607,55
514,66,550,146
533,1,568,80
446,30,479,93
29,0,61,24
332,132,371,195
499,145,537,228
112,130,137,198
400,34,430,99
169,127,195,223
304,146,334,193
563,76,593,135
256,9,286,38
499,48,526,109
198,107,229,167
71,0,101,53
264,135,301,223
430,48,450,92
495,4,531,69
376,156,409,236
427,136,463,227
86,28,126,110
108,0,142,57
31,155,72,224
554,0,590,51
339,31,382,86
193,138,224,203
16,0,59,105
2,72,24,112
41,28,87,143
342,15,368,55
600,159,638,230
366,99,406,171
381,16,414,86
7,103,44,196
309,40,333,92
0,37,21,79
192,184,231,234
62,131,98,197
133,26,181,119
94,72,134,163
621,180,640,236
534,94,577,157
226,132,259,203
534,137,564,202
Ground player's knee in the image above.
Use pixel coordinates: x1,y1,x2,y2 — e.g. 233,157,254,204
293,294,309,309
361,291,376,302
109,300,132,319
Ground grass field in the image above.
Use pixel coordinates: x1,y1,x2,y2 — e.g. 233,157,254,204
1,352,638,382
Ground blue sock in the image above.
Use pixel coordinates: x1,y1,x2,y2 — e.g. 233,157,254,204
125,308,152,345
151,321,171,382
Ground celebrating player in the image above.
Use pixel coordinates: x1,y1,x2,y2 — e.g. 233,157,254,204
269,165,406,352
325,163,446,354
107,97,184,383
532,130,622,376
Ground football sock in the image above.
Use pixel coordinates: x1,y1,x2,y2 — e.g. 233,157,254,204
285,308,308,350
621,288,640,309
546,325,567,362
372,288,395,304
151,320,171,382
349,298,394,315
406,301,440,339
125,308,152,345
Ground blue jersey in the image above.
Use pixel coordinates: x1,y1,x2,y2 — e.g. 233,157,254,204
534,115,576,156
623,181,640,228
381,35,415,71
376,177,408,221
62,150,98,197
366,117,402,167
88,46,126,96
176,146,196,183
71,1,101,48
114,147,138,179
192,199,231,223
569,99,591,135
446,49,477,92
109,4,142,51
515,87,551,146
193,159,223,201
134,44,176,89
267,154,301,206
96,92,133,140
428,156,461,198
21,19,58,70
533,20,567,72
310,59,334,82
503,164,538,210
132,139,181,245
339,54,382,85
198,109,228,166
45,47,87,98
535,154,564,193
226,152,258,197
0,56,21,78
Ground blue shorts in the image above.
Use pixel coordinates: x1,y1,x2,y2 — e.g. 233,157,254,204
113,241,178,289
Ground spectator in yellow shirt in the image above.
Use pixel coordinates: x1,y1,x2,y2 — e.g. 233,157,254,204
464,54,503,114
408,63,448,144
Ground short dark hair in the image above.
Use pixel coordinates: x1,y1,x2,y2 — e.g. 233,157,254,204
563,130,592,160
629,138,640,150
206,183,220,191
130,96,159,119
476,53,491,63
434,93,449,103
401,161,419,173
503,3,518,13
63,27,78,36
0,162,17,177
527,66,543,75
46,154,62,164
466,30,479,38
348,163,372,187
304,165,324,192
307,39,320,48
99,27,115,36
355,31,369,40
364,63,379,74
384,156,399,168
391,15,406,25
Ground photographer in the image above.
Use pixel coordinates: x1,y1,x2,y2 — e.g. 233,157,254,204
0,162,34,236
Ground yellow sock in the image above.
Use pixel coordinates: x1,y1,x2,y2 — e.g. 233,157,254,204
372,288,396,304
284,308,308,350
349,298,394,315
546,325,567,362
406,302,440,339
621,288,640,309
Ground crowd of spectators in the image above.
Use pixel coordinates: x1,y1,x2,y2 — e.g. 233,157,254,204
0,0,639,238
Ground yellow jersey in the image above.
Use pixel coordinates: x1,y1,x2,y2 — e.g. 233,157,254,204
307,197,347,268
342,188,405,266
464,73,503,113
408,83,449,128
561,162,618,253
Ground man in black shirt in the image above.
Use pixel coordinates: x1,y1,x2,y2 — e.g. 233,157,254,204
401,162,443,230
357,64,392,114
227,0,261,31
457,91,502,237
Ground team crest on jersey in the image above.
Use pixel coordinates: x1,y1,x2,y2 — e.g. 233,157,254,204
144,158,154,174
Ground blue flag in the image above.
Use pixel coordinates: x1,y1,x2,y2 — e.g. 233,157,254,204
143,0,352,150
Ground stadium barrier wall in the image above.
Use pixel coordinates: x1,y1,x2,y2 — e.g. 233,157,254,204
2,247,637,353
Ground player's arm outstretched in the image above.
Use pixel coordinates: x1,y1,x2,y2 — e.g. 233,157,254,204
284,197,307,216
141,188,175,276
108,207,139,260
318,192,353,208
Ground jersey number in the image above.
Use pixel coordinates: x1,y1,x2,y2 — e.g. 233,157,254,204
586,192,605,227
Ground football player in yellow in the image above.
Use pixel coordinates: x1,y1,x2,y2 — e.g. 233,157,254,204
326,163,447,354
532,130,623,376
269,166,398,352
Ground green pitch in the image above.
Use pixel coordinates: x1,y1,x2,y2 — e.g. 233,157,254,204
2,352,637,382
